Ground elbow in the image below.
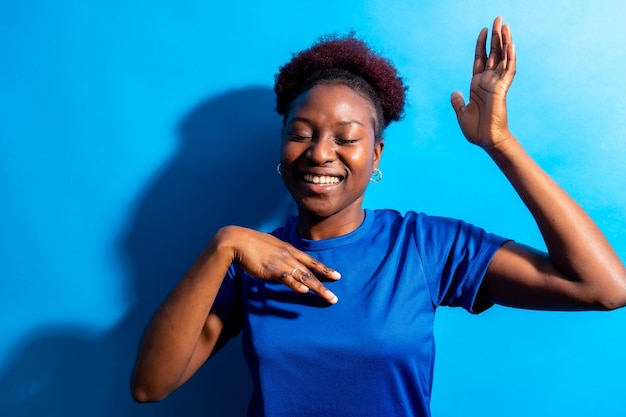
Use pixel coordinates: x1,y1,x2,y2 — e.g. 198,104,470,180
131,387,159,404
593,272,626,311
130,375,169,403
131,389,153,404
131,384,158,404
131,384,168,404
597,293,626,312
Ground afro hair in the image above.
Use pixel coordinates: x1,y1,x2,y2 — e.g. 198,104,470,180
274,34,407,135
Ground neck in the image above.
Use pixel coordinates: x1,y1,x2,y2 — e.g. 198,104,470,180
296,207,365,240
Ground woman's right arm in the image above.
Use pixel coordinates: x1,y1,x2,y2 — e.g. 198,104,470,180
130,225,341,402
130,226,236,403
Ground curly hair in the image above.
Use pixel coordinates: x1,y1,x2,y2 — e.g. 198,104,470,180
274,34,407,138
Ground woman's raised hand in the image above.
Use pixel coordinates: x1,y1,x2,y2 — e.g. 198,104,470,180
218,226,341,304
451,16,516,149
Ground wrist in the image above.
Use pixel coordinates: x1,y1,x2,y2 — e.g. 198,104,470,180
483,132,519,160
211,225,242,263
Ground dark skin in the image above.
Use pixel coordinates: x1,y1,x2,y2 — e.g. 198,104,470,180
451,17,626,310
131,17,626,403
280,83,384,240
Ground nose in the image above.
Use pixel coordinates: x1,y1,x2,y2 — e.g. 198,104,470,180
307,135,336,165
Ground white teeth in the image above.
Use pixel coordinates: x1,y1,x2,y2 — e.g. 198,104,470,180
303,174,341,185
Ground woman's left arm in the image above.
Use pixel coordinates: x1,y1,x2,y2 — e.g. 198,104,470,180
451,17,626,310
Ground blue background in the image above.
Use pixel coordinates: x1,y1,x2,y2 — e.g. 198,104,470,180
1,1,625,416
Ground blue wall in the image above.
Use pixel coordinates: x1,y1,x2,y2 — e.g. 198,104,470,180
1,1,624,416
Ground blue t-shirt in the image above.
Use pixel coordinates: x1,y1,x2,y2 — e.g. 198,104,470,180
212,209,509,417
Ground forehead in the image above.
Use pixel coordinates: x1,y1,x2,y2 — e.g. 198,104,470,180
286,83,377,130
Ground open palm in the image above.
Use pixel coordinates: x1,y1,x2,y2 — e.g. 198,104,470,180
451,17,516,149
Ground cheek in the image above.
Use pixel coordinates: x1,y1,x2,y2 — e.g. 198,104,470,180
280,141,295,161
281,140,312,164
281,145,297,164
346,147,375,172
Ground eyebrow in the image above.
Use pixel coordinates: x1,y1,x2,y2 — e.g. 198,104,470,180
289,116,365,127
337,120,365,127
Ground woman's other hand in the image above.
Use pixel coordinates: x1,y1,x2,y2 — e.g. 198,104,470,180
218,226,341,304
451,16,516,149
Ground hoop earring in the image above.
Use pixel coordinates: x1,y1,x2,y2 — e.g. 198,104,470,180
276,163,282,176
370,168,383,183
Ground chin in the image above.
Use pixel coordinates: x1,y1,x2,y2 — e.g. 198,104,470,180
296,203,338,220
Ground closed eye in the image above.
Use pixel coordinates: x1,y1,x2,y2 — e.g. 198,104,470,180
289,134,311,142
335,138,358,145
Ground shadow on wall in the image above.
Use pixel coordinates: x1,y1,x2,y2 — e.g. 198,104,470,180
0,86,293,416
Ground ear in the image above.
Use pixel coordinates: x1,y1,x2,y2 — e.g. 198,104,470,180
373,140,385,168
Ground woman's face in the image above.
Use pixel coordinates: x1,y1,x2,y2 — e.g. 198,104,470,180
280,83,383,222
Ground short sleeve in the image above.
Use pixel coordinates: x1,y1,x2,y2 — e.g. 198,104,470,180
414,214,509,313
211,264,244,339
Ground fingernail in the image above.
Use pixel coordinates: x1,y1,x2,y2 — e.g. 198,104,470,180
332,271,341,279
327,292,338,304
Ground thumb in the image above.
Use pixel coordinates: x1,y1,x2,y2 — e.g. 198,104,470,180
450,91,466,122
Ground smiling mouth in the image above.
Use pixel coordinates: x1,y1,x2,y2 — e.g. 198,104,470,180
302,174,343,185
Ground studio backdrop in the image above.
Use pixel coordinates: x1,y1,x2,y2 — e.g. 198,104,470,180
1,1,624,416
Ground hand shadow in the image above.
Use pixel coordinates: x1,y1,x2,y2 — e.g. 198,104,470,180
0,86,294,416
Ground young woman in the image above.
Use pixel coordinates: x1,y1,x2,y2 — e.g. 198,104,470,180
131,17,626,416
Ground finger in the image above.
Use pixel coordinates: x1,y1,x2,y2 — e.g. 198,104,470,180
292,267,339,304
295,251,341,281
279,271,310,293
450,91,466,121
495,23,510,72
502,24,516,73
486,16,503,70
498,42,516,93
473,28,488,76
502,22,513,51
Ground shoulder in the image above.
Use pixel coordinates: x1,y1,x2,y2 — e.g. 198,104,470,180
370,208,463,235
371,209,508,253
